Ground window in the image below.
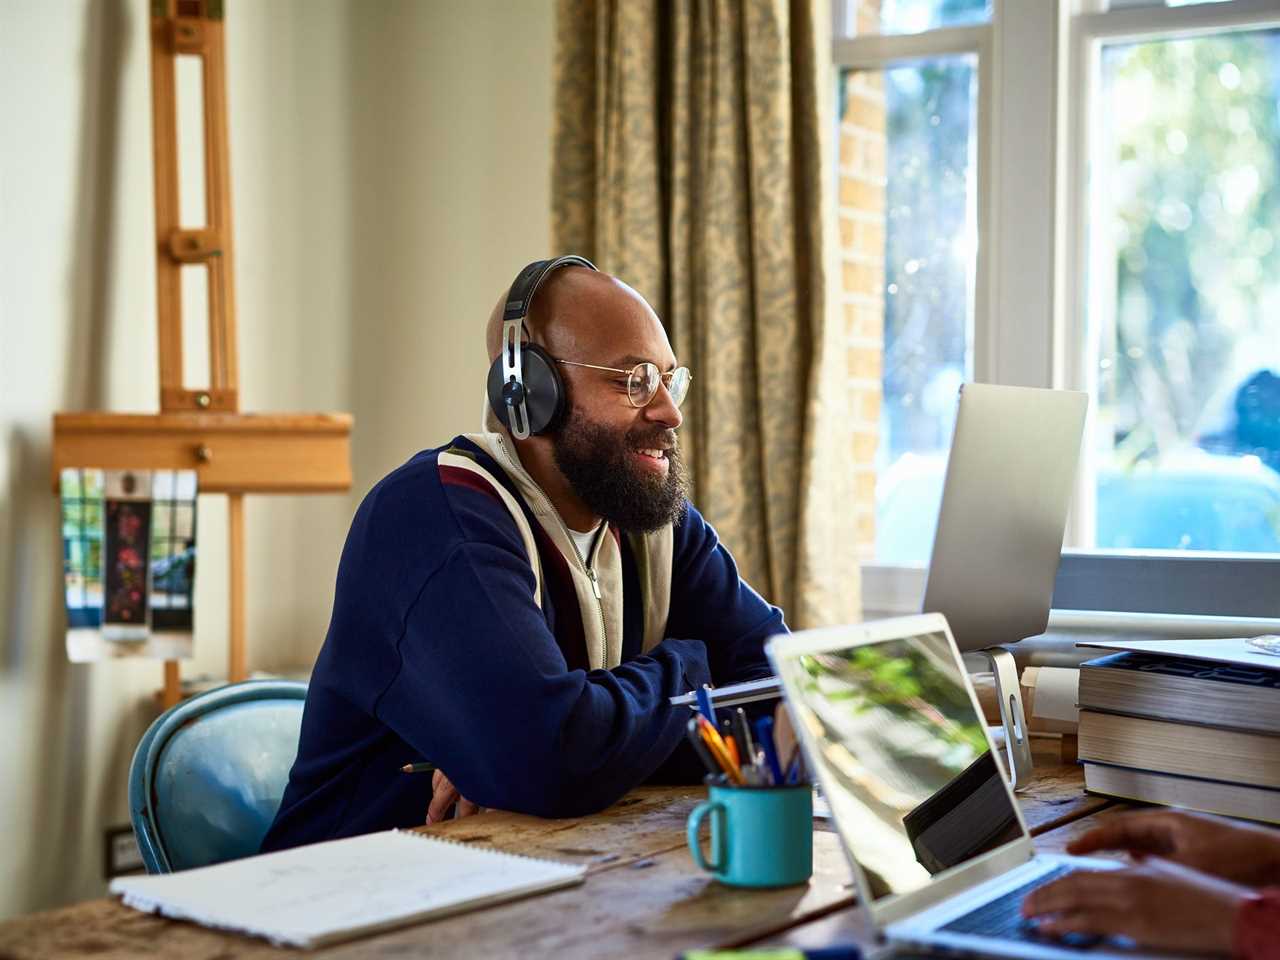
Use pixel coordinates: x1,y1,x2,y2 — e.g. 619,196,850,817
840,57,978,566
834,1,991,568
835,0,1280,618
840,0,992,36
1083,26,1280,554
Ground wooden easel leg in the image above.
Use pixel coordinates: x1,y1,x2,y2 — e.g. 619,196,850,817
162,660,181,709
228,492,247,683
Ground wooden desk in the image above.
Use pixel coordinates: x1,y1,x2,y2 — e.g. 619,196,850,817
0,766,1125,960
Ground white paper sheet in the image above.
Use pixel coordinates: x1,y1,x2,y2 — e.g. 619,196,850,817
1077,636,1280,671
110,830,585,949
1028,666,1080,724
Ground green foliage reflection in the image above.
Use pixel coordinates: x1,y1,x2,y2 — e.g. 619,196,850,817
795,637,987,765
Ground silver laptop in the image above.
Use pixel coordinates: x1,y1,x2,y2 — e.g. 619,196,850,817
768,613,1190,960
922,383,1088,652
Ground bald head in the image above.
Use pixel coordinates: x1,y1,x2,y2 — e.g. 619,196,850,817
485,266,660,363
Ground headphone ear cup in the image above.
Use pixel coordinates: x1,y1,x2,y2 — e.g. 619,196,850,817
485,346,566,436
518,344,567,435
487,354,512,426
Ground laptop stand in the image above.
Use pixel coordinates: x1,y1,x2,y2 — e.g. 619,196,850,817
971,647,1034,791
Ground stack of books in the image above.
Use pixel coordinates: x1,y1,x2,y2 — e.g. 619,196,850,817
1076,650,1280,823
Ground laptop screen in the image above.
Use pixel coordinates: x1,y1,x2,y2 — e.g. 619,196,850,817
775,628,1024,903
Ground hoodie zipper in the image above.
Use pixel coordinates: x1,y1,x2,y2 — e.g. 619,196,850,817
492,436,609,668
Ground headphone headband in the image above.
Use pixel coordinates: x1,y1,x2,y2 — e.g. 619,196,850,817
502,255,597,323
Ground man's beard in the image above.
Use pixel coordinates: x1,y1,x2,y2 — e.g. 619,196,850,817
551,409,691,533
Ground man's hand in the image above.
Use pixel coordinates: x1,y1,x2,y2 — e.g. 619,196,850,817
1021,859,1251,953
426,769,481,825
1065,809,1280,886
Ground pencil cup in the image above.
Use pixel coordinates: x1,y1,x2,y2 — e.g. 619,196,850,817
686,780,812,888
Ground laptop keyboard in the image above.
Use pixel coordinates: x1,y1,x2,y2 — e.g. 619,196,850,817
939,864,1103,948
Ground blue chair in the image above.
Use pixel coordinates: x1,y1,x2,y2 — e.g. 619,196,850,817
128,679,307,874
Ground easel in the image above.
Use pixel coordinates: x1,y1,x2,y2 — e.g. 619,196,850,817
52,0,352,708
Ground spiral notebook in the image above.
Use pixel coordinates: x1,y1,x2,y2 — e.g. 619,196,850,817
109,830,587,948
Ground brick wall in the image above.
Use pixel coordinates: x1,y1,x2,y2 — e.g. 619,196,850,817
838,1,887,560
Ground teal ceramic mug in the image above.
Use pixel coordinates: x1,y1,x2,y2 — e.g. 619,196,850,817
686,780,813,887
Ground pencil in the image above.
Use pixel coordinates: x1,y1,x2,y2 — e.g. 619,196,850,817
685,718,722,777
722,731,741,770
697,716,746,786
401,762,436,774
755,716,785,785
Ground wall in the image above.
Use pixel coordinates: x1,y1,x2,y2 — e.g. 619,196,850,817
345,2,558,489
0,0,553,920
837,37,888,561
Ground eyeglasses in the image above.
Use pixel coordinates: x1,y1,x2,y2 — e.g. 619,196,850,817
557,359,692,409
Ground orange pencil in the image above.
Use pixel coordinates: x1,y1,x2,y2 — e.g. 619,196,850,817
697,716,745,785
716,716,742,770
701,727,743,785
723,733,740,770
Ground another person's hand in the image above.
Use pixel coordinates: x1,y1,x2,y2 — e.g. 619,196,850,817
1065,809,1280,886
1022,859,1252,953
426,769,481,825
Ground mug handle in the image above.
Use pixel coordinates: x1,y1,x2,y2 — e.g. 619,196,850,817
687,800,725,873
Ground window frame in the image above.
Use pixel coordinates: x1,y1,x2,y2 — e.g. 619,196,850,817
835,0,1280,621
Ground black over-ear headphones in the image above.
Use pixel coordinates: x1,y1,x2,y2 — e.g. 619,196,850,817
487,255,597,438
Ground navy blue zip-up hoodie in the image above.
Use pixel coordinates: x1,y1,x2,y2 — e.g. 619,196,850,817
261,436,784,851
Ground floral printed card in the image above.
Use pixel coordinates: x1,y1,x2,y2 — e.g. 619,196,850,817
103,471,153,641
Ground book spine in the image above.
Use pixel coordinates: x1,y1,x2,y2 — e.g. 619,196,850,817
1082,762,1280,825
1078,667,1280,736
1080,670,1280,737
1077,710,1280,790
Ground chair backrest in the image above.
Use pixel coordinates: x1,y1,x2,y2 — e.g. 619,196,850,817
128,679,307,874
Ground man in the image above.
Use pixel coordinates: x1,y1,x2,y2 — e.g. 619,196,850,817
261,259,783,851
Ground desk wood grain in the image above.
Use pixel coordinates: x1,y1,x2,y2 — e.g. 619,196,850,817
1016,765,1112,835
0,769,1105,960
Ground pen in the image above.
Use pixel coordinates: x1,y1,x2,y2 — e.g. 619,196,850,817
718,717,741,769
696,683,717,727
401,762,436,774
754,716,786,786
732,707,755,759
685,718,721,777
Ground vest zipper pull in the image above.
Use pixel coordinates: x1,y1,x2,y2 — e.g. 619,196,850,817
587,568,601,600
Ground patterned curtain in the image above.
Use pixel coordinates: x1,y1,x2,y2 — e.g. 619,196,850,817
552,0,860,628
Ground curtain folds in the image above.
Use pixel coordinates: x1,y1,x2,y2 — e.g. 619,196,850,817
553,0,860,628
